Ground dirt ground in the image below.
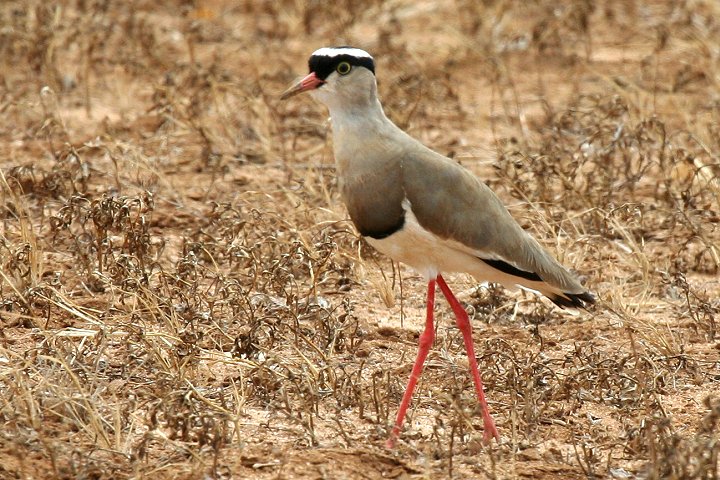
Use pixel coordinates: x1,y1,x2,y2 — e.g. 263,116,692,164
1,0,719,478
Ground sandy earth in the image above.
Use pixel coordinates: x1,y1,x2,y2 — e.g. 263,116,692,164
1,0,719,479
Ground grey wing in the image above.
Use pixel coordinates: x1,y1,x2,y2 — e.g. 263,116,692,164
401,147,590,297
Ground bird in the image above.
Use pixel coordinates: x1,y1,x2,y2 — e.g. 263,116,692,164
281,46,595,448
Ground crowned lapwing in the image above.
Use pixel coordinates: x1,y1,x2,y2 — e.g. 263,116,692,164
281,46,595,448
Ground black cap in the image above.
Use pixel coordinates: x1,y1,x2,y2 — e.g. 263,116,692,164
309,46,375,80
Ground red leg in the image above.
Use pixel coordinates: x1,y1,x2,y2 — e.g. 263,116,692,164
386,279,436,448
436,274,500,444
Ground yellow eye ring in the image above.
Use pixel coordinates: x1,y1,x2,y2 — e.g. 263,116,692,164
336,62,352,75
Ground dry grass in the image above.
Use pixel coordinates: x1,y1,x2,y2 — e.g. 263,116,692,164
1,0,719,478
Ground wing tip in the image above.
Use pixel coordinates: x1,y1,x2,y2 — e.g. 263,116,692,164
549,290,596,310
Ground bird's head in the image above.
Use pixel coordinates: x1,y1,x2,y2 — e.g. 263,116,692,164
281,46,377,109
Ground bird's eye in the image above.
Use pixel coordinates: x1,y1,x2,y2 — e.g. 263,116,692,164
336,62,352,75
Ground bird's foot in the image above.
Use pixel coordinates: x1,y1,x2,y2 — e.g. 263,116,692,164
482,414,501,444
385,425,400,449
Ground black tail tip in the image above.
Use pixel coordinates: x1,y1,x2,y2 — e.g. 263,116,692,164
550,291,596,310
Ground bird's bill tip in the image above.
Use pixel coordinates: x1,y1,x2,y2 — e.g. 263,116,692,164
280,72,324,100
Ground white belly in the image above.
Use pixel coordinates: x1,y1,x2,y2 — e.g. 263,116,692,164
365,202,509,286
